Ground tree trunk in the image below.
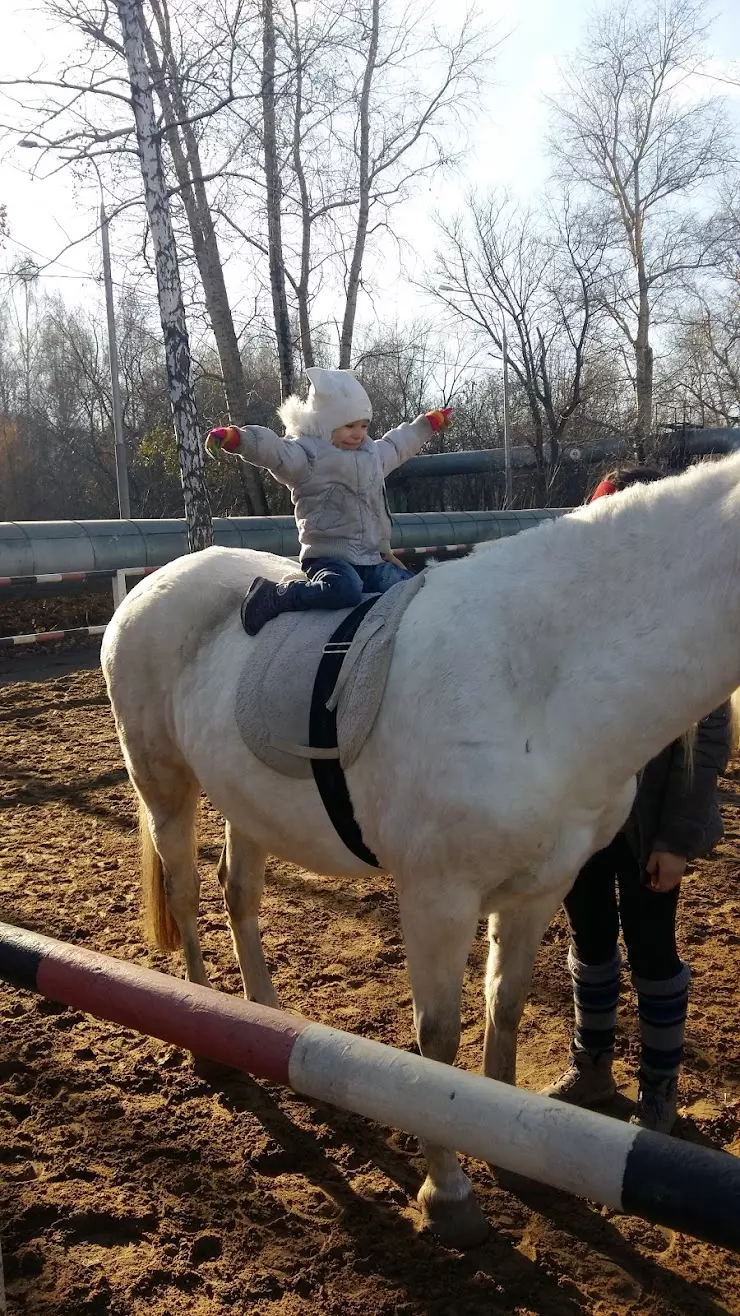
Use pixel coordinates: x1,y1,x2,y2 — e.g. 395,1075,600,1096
338,0,379,369
290,0,314,369
116,0,213,551
634,306,653,464
144,1,269,514
262,0,295,398
632,208,651,464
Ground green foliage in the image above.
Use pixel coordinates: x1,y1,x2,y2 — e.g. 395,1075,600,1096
138,422,180,476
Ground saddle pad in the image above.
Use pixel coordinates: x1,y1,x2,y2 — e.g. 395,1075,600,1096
235,570,426,779
336,570,425,769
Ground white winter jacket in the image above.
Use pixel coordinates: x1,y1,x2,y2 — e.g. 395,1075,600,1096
233,417,432,564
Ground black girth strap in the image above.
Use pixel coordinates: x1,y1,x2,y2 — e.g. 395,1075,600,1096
309,595,382,868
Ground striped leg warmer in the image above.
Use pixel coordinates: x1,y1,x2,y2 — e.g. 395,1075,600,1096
568,947,622,1056
632,961,691,1084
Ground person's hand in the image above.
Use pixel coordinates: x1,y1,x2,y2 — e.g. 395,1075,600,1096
383,552,406,570
425,407,454,433
645,850,687,892
205,425,241,458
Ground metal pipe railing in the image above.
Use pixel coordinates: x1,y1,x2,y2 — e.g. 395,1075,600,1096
390,429,740,481
0,510,566,581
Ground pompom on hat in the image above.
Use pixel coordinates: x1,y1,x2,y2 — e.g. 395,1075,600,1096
279,367,373,442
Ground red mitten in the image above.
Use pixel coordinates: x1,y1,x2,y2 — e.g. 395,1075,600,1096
205,425,241,457
425,407,454,433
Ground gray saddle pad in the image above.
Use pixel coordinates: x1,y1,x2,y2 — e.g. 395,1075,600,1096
235,571,426,778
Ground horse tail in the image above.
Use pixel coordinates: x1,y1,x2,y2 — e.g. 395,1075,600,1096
139,799,182,951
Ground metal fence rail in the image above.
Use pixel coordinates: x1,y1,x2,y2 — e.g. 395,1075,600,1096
0,510,565,581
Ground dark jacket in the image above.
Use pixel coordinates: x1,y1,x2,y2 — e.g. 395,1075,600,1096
625,703,732,866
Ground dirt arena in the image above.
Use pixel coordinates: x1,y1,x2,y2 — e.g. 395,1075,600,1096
1,648,739,1315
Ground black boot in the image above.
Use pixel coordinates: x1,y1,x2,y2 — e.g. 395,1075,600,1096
541,1048,617,1106
541,948,621,1106
629,962,690,1135
241,577,283,635
630,1075,679,1134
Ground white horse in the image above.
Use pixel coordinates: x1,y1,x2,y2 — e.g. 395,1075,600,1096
101,455,740,1249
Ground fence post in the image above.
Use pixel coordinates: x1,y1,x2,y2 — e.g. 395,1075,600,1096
112,570,128,611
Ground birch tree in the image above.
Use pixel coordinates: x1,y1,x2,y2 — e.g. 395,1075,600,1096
115,0,212,550
141,0,269,511
548,0,729,459
2,0,270,514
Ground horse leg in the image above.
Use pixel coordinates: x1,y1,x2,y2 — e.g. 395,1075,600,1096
136,765,210,988
398,883,488,1249
482,894,559,1086
217,824,278,1007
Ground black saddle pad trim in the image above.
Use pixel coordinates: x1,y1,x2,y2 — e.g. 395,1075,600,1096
310,595,382,868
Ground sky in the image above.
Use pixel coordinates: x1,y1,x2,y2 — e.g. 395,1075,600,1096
1,0,739,335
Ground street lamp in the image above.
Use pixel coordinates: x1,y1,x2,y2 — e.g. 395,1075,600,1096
97,187,131,518
18,139,131,518
500,318,513,508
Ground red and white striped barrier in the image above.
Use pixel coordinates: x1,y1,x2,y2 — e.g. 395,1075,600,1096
0,567,158,590
394,544,469,557
0,625,108,650
0,921,738,1252
0,556,468,589
0,553,466,651
0,565,160,649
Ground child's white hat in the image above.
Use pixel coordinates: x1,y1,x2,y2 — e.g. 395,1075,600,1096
279,367,372,441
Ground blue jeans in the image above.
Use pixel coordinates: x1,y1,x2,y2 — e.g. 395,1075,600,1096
277,557,413,612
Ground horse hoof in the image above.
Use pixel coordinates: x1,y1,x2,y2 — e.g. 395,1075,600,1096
419,1188,489,1250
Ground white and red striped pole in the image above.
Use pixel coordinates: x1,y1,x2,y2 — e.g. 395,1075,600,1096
0,625,108,650
0,567,158,589
1,921,738,1252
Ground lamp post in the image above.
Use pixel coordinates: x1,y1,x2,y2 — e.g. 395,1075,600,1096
98,194,131,518
18,140,131,518
501,318,513,507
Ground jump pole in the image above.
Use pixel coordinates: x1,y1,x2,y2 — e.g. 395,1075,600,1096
1,921,738,1252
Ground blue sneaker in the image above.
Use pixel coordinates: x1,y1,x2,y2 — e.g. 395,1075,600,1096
241,577,282,635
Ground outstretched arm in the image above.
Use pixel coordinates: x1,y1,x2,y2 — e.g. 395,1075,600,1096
206,425,310,486
376,408,453,476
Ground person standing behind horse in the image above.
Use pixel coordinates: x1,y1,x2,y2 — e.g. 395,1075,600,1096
206,367,452,634
543,466,732,1134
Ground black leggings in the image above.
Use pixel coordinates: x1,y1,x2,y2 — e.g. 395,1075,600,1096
563,833,682,980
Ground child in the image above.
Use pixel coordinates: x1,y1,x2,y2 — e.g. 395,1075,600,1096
542,467,732,1133
206,367,452,634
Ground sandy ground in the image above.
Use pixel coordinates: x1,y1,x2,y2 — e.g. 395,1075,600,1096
1,650,739,1315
